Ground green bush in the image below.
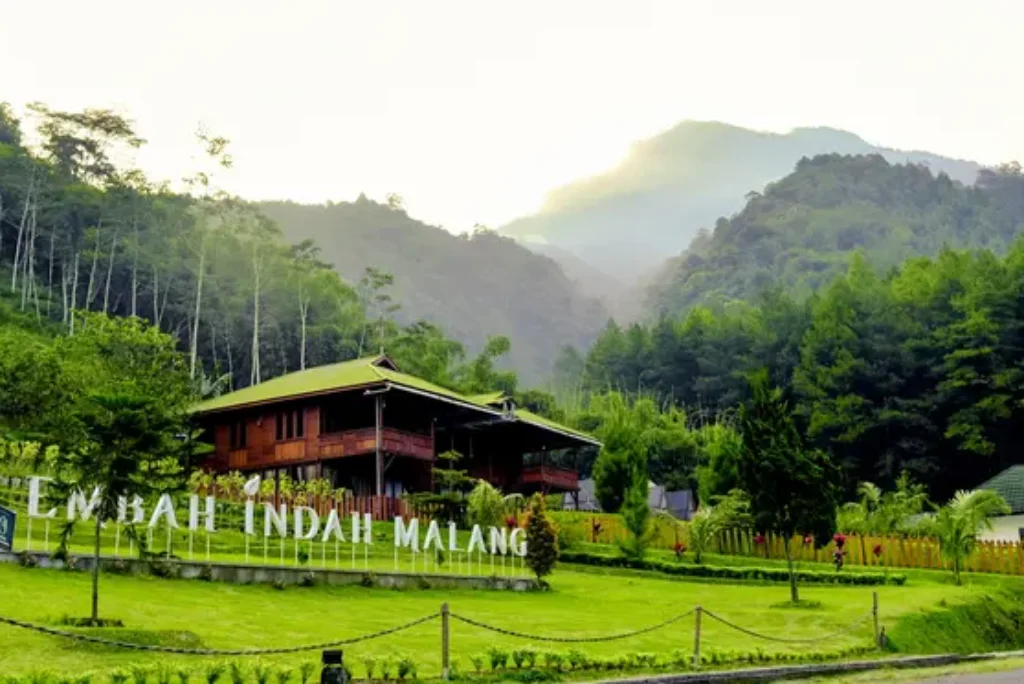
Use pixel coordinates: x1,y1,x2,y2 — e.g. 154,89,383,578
487,646,510,671
396,656,417,681
202,663,225,684
558,551,906,586
361,656,378,681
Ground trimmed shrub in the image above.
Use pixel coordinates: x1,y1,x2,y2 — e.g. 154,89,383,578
558,551,906,586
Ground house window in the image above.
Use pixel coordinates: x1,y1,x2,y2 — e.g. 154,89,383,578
229,420,247,449
275,410,304,441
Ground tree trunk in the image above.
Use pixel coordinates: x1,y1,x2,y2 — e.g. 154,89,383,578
158,274,172,329
102,225,119,313
10,179,32,293
250,244,261,386
224,326,234,389
86,222,102,308
151,264,160,325
299,294,309,370
784,537,799,603
47,228,55,315
69,251,80,334
21,198,36,310
61,261,69,324
28,203,41,320
91,512,102,622
190,244,206,379
130,219,139,318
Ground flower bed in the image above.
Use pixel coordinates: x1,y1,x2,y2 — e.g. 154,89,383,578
559,551,907,586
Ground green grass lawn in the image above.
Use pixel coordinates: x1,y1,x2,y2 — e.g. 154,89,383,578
0,559,983,679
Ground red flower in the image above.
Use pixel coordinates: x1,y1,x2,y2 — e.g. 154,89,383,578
754,534,766,545
803,535,814,546
506,516,518,529
591,520,603,534
873,544,884,557
673,541,686,556
833,533,847,549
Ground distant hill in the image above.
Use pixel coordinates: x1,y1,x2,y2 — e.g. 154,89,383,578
644,154,1024,316
503,121,982,283
258,197,608,385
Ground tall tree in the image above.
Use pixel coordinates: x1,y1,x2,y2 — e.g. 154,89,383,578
737,369,840,602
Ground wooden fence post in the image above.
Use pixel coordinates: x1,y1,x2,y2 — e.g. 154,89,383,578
441,602,450,680
693,605,702,669
872,591,880,649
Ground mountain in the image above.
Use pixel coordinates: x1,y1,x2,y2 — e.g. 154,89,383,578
645,154,1024,315
258,197,608,385
502,121,982,282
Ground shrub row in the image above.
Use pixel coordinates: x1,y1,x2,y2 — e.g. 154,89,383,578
559,551,907,586
8,644,878,683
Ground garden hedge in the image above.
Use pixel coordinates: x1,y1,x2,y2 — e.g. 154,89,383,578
559,551,907,586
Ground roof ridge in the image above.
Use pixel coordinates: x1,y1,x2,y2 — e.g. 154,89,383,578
369,358,387,382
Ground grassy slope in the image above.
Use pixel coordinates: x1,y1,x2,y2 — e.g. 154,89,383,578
0,561,976,677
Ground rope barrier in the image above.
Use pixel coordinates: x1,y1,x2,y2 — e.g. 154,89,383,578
702,610,873,644
450,608,696,643
0,612,439,655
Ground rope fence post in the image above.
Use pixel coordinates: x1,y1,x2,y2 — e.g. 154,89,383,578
441,602,450,681
692,605,702,669
872,591,879,649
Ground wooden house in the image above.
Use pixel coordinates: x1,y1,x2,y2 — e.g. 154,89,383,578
191,355,598,500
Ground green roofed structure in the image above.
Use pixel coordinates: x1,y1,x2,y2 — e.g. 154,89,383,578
977,465,1024,515
192,355,598,502
975,465,1024,542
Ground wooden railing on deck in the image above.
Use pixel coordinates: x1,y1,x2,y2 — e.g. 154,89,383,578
521,464,579,491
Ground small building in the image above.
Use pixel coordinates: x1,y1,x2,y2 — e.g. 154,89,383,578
563,478,695,520
191,355,599,500
976,465,1024,541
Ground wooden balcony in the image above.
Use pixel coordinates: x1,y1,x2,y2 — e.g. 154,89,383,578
209,428,434,471
520,464,579,492
319,428,434,461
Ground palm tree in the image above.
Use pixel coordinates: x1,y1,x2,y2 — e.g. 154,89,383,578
931,490,1010,585
839,475,929,564
838,482,882,562
688,507,718,564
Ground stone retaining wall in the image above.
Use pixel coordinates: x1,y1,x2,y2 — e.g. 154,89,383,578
0,551,539,591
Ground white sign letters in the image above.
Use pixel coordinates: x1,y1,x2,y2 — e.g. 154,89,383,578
23,475,528,557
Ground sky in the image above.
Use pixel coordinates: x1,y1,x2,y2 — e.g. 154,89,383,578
2,0,1022,234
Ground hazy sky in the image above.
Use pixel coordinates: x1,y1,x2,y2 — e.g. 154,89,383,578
3,0,1021,233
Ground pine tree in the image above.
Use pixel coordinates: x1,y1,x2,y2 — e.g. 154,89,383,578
738,369,840,603
524,493,558,581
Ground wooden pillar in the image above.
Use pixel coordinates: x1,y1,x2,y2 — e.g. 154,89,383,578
375,395,383,497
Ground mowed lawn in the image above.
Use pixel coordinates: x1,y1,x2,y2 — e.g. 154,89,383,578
0,563,979,677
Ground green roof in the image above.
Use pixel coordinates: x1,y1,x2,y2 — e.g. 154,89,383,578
192,356,388,413
515,408,599,445
978,465,1024,514
468,392,506,406
192,356,599,447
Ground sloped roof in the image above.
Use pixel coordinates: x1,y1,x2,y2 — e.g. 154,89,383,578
192,356,599,447
978,465,1024,514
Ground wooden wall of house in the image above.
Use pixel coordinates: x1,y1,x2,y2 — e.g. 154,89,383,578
304,406,320,459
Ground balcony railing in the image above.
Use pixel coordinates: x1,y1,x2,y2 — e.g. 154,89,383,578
520,464,579,492
319,427,434,461
213,428,434,471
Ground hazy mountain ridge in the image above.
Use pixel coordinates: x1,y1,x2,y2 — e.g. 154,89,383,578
258,197,609,385
502,121,982,283
644,153,1024,315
